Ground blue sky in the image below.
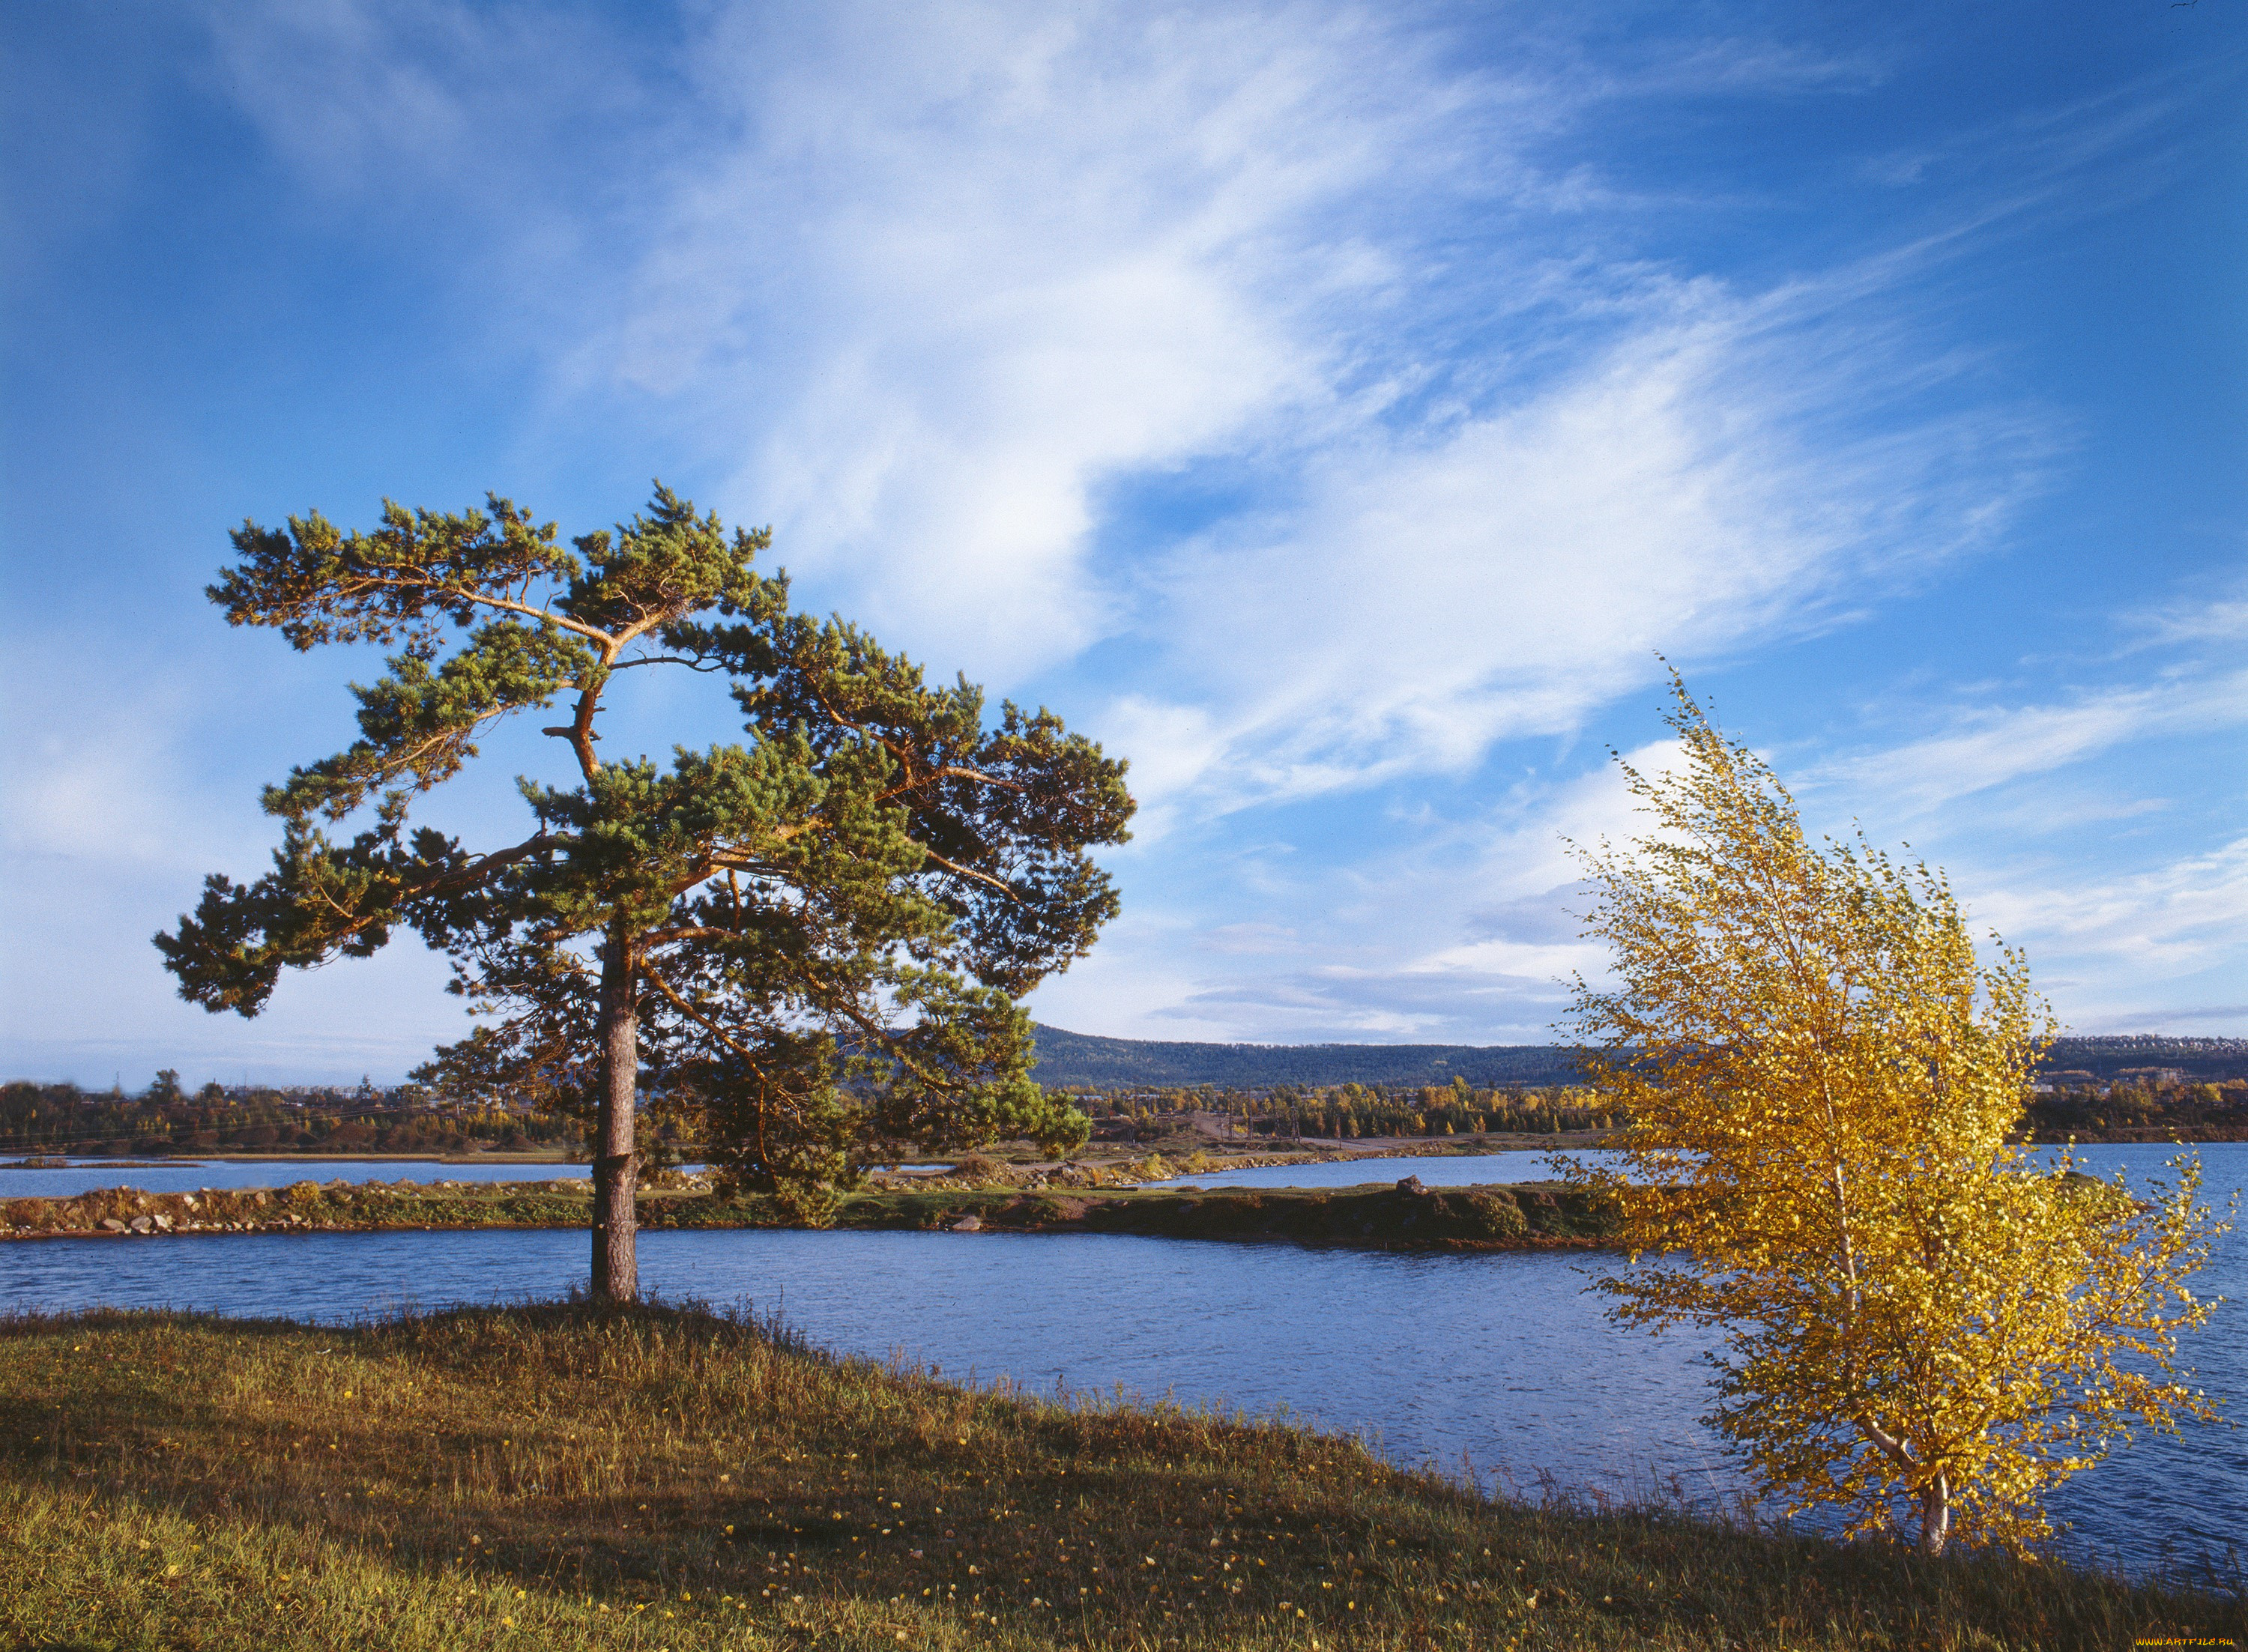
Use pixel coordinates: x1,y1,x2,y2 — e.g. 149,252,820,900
3,1,2244,1086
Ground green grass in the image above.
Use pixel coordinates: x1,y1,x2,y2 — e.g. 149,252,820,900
1,1302,2238,1651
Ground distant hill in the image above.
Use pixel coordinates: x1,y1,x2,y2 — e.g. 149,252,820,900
2035,1036,2248,1083
1026,1027,2248,1091
1027,1025,1587,1089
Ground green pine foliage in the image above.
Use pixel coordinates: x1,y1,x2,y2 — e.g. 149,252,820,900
154,488,1134,1287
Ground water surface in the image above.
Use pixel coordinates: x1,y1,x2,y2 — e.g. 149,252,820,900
4,1143,2238,1579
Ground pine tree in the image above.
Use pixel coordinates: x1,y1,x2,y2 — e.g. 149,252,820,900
157,488,1133,1297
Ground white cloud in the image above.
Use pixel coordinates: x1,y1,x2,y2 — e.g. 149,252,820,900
0,640,488,1086
602,1,1455,678
566,0,2057,767
1033,743,1678,1041
184,0,2055,800
1133,309,2030,811
25,0,2225,1067
1813,668,2248,817
1091,697,1229,839
1199,922,1300,956
0,653,241,874
1975,837,2248,978
2127,570,2248,649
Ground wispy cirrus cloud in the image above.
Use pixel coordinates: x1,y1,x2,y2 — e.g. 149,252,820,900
1810,668,2248,817
188,0,2062,808
1124,303,2050,821
10,0,2235,1073
637,6,2058,815
1986,835,2248,974
593,3,1478,674
2126,570,2248,648
1034,741,1675,1041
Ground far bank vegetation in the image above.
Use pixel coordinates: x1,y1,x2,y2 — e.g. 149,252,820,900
10,1068,2243,1164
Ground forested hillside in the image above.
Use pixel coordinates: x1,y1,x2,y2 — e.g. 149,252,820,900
1028,1026,2248,1090
1027,1025,1588,1088
4,1035,2241,1158
1030,1029,1592,1092
2035,1036,2248,1083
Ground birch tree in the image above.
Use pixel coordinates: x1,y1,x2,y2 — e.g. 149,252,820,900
157,487,1133,1298
1564,679,2227,1555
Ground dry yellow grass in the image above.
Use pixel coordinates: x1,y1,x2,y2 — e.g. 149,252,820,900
1,1301,2237,1650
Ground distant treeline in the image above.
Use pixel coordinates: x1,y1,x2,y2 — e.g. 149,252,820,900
1075,1074,2248,1144
0,1075,587,1158
1077,1082,1616,1140
2025,1079,2248,1143
1029,1026,2248,1090
8,1035,2243,1158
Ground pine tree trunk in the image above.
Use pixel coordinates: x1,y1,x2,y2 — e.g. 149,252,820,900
591,925,639,1303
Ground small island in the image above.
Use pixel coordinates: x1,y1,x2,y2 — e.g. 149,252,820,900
1,1155,1621,1252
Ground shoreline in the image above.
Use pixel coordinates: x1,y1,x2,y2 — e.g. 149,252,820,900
3,1299,2235,1651
1,1177,1616,1253
0,1140,1569,1173
8,1137,2235,1248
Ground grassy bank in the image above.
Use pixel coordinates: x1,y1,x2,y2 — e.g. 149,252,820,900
1,1303,2235,1651
0,1179,1616,1252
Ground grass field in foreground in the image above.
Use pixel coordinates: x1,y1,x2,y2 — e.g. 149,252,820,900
1,1303,2238,1651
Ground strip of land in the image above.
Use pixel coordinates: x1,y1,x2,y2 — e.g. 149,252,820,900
3,1301,2234,1651
0,1176,1617,1251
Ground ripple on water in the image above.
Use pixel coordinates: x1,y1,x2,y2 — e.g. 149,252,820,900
2,1143,2239,1582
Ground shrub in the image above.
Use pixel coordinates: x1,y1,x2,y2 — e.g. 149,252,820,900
1460,1190,1528,1239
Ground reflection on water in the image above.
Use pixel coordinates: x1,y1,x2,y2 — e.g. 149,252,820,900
1,1145,2238,1580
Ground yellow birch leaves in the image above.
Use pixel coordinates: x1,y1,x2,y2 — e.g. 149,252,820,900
1563,677,2228,1556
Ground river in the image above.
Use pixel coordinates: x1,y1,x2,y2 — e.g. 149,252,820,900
2,1144,2239,1579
